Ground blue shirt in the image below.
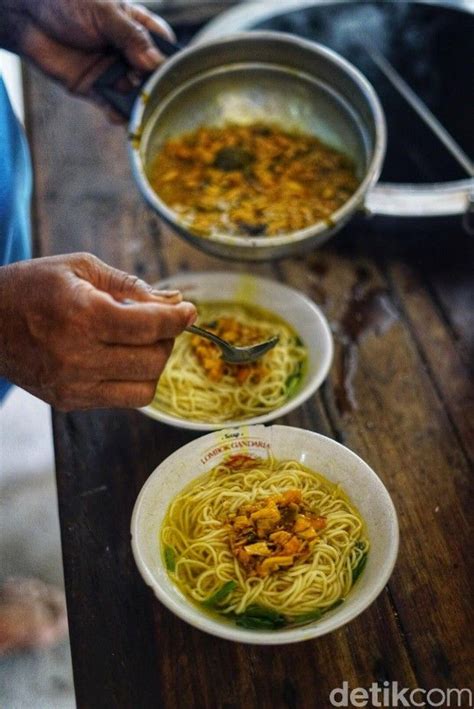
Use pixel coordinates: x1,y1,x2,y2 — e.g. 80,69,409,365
0,76,32,400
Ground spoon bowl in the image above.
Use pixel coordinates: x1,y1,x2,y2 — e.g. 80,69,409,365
185,324,279,364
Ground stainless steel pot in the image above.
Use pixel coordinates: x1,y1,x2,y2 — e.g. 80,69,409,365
97,32,386,261
197,0,474,221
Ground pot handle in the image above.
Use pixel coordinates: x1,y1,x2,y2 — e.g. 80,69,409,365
93,33,182,120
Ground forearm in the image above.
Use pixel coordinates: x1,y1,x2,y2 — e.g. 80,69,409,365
0,263,20,382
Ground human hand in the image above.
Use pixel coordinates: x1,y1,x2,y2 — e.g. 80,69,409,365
0,253,196,410
1,0,173,118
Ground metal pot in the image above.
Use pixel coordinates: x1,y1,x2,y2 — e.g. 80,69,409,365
96,32,386,261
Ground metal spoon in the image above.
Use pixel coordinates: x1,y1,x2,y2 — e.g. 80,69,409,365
185,324,279,364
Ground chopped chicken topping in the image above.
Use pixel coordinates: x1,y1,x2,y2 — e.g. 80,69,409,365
244,542,271,556
226,489,327,578
191,316,268,383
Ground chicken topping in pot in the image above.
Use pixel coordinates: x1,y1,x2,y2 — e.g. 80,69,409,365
148,122,359,238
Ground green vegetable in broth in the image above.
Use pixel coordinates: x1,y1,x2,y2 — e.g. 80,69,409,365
164,545,176,572
203,580,237,609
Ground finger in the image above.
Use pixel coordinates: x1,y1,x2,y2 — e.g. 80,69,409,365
88,380,159,409
21,24,107,92
121,292,183,306
147,291,183,305
75,257,184,304
100,3,171,73
85,259,182,304
93,294,197,344
20,24,125,108
87,340,174,381
128,5,176,43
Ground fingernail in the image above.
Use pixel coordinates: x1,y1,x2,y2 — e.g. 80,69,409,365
142,47,162,70
181,303,197,326
151,289,181,298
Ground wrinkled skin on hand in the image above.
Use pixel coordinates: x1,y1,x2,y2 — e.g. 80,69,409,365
0,253,196,410
0,0,173,118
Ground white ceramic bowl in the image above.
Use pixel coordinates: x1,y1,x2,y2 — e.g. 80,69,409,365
140,272,333,430
131,425,399,645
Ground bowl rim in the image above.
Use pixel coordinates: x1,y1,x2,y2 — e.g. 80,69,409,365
128,31,386,251
131,424,400,645
139,271,334,430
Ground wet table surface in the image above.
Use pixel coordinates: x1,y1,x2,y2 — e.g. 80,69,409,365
25,59,472,708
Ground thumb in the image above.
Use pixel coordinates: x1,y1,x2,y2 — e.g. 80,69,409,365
74,254,184,305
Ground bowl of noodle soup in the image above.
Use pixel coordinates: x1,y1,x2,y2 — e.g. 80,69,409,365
140,272,333,430
131,425,398,644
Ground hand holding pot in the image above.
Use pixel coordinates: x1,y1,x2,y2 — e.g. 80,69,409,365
0,0,174,119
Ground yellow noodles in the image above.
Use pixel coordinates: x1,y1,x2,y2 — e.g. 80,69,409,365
161,457,369,626
151,302,307,423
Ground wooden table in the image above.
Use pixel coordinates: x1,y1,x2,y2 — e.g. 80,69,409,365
25,58,472,708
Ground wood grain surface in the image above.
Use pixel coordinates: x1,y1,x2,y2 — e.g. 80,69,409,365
24,56,473,709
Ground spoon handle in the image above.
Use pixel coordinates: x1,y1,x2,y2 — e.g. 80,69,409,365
185,324,231,350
